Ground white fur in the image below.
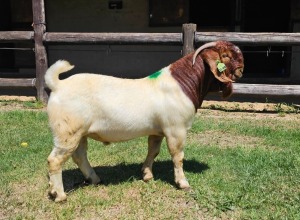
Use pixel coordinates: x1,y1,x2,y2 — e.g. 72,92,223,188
45,60,195,202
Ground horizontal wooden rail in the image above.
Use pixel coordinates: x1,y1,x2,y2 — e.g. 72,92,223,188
233,83,300,97
1,78,300,98
1,27,300,101
195,32,300,46
43,32,183,45
2,31,300,46
44,32,300,46
0,31,34,42
0,78,36,88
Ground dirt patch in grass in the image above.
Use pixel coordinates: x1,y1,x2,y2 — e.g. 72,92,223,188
202,100,298,113
0,96,46,111
199,100,299,122
188,130,278,150
0,208,8,220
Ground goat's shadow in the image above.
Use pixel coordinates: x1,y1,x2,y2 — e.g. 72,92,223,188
62,159,209,193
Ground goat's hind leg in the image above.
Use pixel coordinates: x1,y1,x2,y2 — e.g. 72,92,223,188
48,134,82,202
48,147,74,202
142,135,163,182
72,137,101,185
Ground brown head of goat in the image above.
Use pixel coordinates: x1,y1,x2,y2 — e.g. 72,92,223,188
170,40,244,109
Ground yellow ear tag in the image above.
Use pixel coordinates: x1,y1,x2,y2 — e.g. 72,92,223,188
216,60,226,72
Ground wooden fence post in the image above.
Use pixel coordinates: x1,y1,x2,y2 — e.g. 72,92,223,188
32,0,48,103
182,23,197,56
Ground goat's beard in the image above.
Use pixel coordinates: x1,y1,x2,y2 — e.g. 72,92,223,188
221,82,233,98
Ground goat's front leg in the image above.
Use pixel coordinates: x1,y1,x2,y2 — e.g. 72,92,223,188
72,137,101,184
142,135,163,182
166,130,190,189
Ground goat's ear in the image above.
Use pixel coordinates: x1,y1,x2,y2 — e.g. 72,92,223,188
202,50,233,83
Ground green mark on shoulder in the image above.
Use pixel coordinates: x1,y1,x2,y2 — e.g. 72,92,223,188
148,70,162,79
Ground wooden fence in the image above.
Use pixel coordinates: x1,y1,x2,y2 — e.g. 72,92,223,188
1,0,300,103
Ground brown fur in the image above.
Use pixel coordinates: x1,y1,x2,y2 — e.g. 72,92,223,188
170,41,244,110
170,53,204,109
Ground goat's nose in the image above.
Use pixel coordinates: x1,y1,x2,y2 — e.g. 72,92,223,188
240,68,244,77
238,68,243,77
234,68,243,79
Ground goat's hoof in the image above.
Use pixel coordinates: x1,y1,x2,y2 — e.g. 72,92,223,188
48,190,67,202
76,178,102,187
54,194,67,202
88,174,101,185
143,173,153,182
143,174,153,182
177,179,190,190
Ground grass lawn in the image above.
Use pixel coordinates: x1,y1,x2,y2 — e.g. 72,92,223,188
0,100,299,219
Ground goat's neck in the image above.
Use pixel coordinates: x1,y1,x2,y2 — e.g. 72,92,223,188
169,54,205,110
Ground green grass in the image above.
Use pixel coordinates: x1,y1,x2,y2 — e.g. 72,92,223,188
0,106,299,219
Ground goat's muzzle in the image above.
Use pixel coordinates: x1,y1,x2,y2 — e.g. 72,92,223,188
232,68,243,80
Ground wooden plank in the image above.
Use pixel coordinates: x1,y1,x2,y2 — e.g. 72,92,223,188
43,32,182,45
32,0,48,103
0,78,36,87
44,32,300,46
195,32,300,46
1,79,298,98
233,83,300,97
0,31,34,42
182,23,196,56
1,30,300,46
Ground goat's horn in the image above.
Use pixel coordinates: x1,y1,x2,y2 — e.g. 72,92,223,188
192,42,217,65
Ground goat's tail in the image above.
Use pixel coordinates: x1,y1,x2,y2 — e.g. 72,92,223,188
45,60,74,91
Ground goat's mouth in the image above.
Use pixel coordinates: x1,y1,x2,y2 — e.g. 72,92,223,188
232,68,243,81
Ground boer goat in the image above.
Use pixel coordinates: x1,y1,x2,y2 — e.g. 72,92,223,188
45,41,244,202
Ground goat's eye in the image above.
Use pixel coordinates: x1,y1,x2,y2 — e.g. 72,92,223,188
221,53,228,58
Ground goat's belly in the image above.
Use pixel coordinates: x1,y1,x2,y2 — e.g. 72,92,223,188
87,120,163,143
87,129,162,143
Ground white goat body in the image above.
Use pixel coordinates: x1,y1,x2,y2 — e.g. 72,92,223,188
46,61,195,144
46,61,195,202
